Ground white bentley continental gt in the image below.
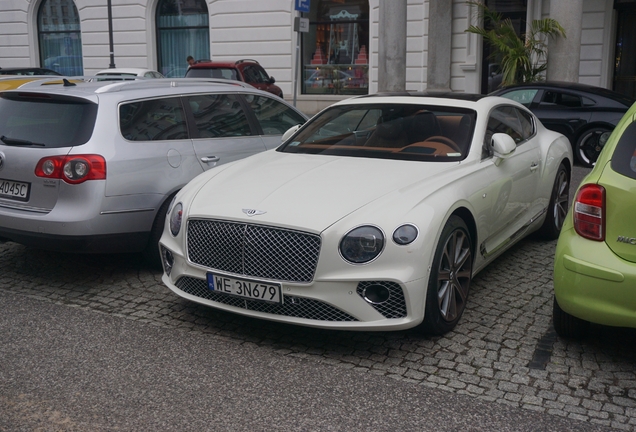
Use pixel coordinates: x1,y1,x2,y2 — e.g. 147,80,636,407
159,93,573,335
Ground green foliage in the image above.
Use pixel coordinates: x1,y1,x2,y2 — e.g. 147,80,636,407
465,1,565,87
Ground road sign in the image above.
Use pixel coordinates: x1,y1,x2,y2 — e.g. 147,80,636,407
295,0,310,13
294,17,309,33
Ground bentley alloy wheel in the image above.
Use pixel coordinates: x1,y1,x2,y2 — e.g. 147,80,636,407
422,216,473,335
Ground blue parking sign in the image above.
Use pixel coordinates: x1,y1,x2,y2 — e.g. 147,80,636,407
295,0,310,13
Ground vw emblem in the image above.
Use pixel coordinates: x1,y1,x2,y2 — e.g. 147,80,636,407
0,152,4,171
242,208,266,217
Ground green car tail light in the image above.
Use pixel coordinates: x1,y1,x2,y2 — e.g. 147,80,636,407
574,184,605,241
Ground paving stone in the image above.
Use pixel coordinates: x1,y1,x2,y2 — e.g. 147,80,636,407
4,203,636,431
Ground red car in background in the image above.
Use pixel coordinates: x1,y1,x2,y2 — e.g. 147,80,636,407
186,59,283,98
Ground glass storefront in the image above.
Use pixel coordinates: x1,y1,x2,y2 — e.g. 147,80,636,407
38,0,83,76
302,0,369,95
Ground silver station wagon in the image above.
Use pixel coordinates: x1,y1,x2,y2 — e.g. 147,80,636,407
0,78,307,264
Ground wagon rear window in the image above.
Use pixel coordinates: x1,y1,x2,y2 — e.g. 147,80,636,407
0,93,97,148
279,104,476,162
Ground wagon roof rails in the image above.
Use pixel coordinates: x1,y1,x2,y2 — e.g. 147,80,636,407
11,76,254,93
93,77,255,93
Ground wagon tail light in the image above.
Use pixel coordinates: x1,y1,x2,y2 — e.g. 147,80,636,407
573,184,605,241
35,155,107,184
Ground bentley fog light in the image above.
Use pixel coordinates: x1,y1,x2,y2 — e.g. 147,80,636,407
339,226,384,264
393,224,418,245
169,202,183,236
161,246,174,276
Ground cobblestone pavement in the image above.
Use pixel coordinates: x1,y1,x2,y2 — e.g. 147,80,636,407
1,167,635,431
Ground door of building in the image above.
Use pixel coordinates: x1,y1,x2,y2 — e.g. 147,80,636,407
479,0,527,94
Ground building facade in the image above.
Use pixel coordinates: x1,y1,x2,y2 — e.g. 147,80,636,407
0,0,626,115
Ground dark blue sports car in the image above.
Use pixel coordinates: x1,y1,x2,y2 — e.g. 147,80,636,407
492,81,635,167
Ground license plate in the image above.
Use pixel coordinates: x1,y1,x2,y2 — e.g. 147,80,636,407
207,273,283,304
0,179,30,201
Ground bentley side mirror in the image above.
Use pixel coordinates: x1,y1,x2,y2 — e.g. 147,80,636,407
282,124,301,142
491,133,516,166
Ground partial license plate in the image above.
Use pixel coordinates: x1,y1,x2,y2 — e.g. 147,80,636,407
207,273,283,304
0,179,30,202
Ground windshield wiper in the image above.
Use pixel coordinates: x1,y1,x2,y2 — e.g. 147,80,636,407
0,135,45,147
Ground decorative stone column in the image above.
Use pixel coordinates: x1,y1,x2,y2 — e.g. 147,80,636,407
547,0,583,82
378,0,407,92
427,0,453,91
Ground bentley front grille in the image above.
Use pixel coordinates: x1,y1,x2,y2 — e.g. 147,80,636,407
175,276,357,322
187,219,321,283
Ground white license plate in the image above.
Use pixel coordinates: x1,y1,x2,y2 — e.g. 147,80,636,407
0,179,30,201
207,273,283,304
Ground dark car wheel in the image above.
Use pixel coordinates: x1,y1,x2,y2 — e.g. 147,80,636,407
535,163,570,240
421,216,473,335
553,297,590,338
575,127,611,168
142,196,173,269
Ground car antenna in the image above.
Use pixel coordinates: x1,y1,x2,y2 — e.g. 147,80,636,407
62,78,76,87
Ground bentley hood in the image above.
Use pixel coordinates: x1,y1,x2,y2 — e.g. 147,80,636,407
187,150,456,232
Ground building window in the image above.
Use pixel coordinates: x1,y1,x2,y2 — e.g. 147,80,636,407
302,0,369,95
156,0,210,78
38,0,83,75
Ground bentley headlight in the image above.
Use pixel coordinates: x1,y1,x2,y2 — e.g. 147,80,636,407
393,224,418,245
169,202,183,236
339,226,385,264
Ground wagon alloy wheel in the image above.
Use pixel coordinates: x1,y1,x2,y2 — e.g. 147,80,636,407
575,127,611,168
536,163,570,240
422,216,473,335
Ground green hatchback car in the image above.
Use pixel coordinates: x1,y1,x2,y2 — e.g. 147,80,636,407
553,102,636,338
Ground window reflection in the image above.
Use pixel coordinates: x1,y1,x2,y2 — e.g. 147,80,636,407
187,94,252,138
302,0,369,95
120,97,188,141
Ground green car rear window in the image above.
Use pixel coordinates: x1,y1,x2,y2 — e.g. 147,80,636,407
0,93,97,148
611,121,636,180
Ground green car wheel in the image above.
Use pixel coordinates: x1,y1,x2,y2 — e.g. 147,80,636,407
552,297,590,339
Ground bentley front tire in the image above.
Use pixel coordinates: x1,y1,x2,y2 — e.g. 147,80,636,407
422,216,473,335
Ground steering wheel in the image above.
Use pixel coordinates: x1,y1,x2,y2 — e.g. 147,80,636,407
423,136,461,153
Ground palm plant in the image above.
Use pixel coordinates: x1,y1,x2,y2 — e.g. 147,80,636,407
466,1,565,86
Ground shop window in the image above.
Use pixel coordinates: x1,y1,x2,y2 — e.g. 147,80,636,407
38,0,83,75
156,0,210,78
302,0,369,96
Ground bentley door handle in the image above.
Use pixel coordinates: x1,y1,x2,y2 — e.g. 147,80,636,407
530,162,539,172
201,156,220,163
